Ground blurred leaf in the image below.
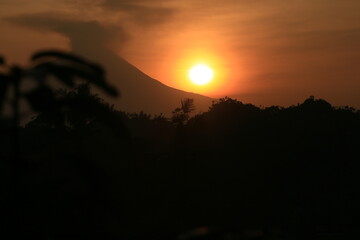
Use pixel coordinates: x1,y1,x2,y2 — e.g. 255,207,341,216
0,56,4,65
31,50,103,75
0,117,12,130
59,96,127,136
24,85,57,112
60,64,118,97
0,74,9,112
24,65,49,85
31,50,118,97
31,62,75,87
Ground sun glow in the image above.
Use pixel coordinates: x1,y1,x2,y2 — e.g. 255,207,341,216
171,49,231,96
189,64,214,85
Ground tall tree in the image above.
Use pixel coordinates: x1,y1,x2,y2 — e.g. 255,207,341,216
171,98,195,126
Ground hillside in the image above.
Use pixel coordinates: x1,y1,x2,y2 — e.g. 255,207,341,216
76,47,213,115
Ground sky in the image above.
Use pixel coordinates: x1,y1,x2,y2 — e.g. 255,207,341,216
1,0,360,107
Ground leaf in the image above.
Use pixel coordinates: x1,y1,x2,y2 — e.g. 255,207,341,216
0,117,12,130
31,50,118,97
0,74,9,113
31,50,104,75
24,65,49,85
24,85,57,112
31,62,75,87
0,74,9,112
65,97,127,136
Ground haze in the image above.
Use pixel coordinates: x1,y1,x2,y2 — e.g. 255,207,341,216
1,0,360,109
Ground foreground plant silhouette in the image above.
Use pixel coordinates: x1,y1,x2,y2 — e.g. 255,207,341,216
2,51,360,239
171,98,195,126
0,50,118,159
0,51,122,238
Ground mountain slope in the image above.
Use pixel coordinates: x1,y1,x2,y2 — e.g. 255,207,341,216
5,17,213,115
81,49,213,115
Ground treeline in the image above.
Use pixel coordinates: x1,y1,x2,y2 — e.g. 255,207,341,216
3,88,360,239
1,51,360,239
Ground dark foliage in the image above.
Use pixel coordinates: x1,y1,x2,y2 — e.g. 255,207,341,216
1,51,360,239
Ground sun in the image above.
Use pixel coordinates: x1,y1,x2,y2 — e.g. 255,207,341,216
189,64,214,85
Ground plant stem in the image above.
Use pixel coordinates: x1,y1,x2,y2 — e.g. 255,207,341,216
11,66,21,160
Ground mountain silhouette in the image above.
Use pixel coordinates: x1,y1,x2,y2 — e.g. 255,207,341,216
82,49,213,115
3,17,213,115
63,22,213,115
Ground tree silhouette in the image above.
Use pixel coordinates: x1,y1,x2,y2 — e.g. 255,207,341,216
0,51,124,238
0,50,119,159
26,83,127,137
2,50,360,239
171,98,195,126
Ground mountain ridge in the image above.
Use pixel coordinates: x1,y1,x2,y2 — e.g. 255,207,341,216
81,49,214,115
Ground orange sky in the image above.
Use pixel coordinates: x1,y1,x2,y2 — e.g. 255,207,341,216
1,0,360,107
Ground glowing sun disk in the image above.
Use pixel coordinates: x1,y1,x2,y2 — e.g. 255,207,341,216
189,64,214,85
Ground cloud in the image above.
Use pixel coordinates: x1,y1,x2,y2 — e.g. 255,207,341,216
4,12,128,57
2,0,178,54
100,0,177,27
